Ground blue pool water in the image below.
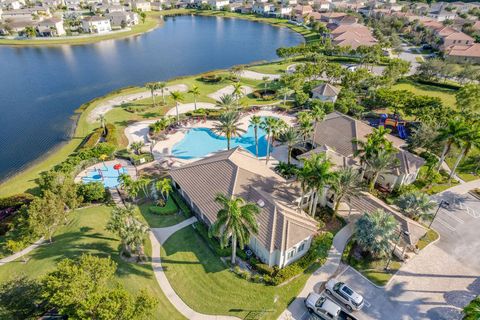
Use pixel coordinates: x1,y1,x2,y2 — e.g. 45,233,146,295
81,165,127,188
172,125,270,159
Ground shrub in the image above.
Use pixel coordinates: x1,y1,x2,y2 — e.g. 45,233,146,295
252,274,263,283
255,263,275,276
104,123,118,145
0,194,34,209
82,128,103,148
194,222,231,257
171,191,192,217
77,182,106,203
148,198,178,215
200,73,222,83
130,153,154,166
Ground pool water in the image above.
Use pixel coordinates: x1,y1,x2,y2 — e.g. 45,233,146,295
172,125,270,159
81,165,127,188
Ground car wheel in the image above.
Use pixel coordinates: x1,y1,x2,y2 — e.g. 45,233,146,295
307,307,314,314
325,289,332,295
345,304,353,312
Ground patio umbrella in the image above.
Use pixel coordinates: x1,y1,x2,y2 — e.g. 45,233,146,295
113,163,122,175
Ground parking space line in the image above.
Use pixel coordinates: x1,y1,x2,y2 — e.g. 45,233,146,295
443,209,464,224
363,300,371,308
435,217,456,231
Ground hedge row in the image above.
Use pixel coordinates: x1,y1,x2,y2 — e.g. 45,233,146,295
409,77,461,90
104,123,118,145
0,194,34,210
82,127,103,149
194,222,232,257
170,191,192,217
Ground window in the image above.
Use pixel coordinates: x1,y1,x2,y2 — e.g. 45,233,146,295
287,249,295,259
299,242,305,252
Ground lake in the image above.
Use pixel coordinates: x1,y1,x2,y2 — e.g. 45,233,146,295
0,15,303,182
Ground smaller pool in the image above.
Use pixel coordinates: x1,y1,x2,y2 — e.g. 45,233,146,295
172,125,270,159
81,165,127,188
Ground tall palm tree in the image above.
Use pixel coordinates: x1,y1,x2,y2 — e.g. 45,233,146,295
156,178,172,201
395,191,435,221
449,126,480,180
158,82,167,105
310,104,325,142
296,163,313,211
277,86,294,107
232,83,244,108
261,117,282,164
278,127,301,164
262,76,270,94
130,141,145,155
217,94,236,111
145,82,160,107
303,153,334,216
212,111,246,150
188,85,201,111
434,119,469,172
170,91,185,123
97,114,106,135
209,194,260,264
135,177,152,200
249,115,262,158
118,174,139,201
297,110,312,124
299,119,314,142
329,167,362,219
365,149,398,192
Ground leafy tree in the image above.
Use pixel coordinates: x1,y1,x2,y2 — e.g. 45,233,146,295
354,209,398,258
382,58,411,83
0,275,43,320
77,181,105,202
130,141,145,155
158,82,167,104
156,178,172,201
209,194,260,264
97,114,106,135
231,82,244,108
310,103,325,141
212,111,245,150
118,174,139,200
456,84,480,116
188,85,201,111
278,127,301,164
28,191,65,243
261,117,285,164
330,167,363,219
42,254,157,319
249,115,262,158
463,296,480,320
294,90,309,107
325,63,344,84
434,119,469,171
449,125,480,180
395,191,435,221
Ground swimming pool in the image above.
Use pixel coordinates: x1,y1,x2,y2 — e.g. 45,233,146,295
172,125,270,159
81,165,127,188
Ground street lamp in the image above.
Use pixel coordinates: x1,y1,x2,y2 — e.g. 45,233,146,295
385,230,410,271
428,200,450,229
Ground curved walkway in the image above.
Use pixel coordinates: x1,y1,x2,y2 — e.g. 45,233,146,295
240,70,280,80
0,237,45,266
278,222,355,320
149,217,241,320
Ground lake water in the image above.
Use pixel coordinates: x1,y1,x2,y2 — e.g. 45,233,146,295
0,15,302,182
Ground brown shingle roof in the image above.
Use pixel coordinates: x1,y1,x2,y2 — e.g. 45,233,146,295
311,83,340,97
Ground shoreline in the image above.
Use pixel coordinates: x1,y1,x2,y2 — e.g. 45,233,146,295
0,9,315,47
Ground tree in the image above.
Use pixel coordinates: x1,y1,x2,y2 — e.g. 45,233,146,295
24,26,36,38
145,82,160,107
188,85,201,111
216,94,236,111
302,153,334,216
277,86,294,107
28,191,65,243
106,206,149,259
330,167,362,219
434,119,469,171
130,141,145,155
395,191,435,221
382,58,411,83
118,174,139,201
156,178,172,201
158,82,167,104
278,127,301,164
354,209,398,258
170,90,184,123
212,111,246,150
0,275,43,320
135,177,152,200
262,76,270,94
97,114,106,135
455,84,480,116
310,103,325,142
231,82,244,108
77,181,105,202
209,194,260,264
249,115,262,158
365,149,399,192
463,296,480,320
42,254,157,319
449,126,480,180
261,117,280,164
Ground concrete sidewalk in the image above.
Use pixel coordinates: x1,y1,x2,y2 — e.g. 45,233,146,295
278,222,355,320
0,237,44,266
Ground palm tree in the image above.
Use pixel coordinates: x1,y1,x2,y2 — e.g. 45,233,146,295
449,126,480,180
118,174,139,201
310,104,325,142
156,178,172,201
354,209,398,258
188,85,201,111
130,141,145,155
158,82,167,105
145,82,160,107
249,115,262,158
209,194,260,264
395,191,436,221
170,91,184,123
232,82,244,107
329,167,362,219
135,177,151,199
434,119,469,172
296,163,313,211
299,119,314,142
303,153,334,216
97,114,106,135
277,86,294,108
230,65,244,80
260,117,280,164
278,127,301,164
212,111,246,150
216,94,236,111
365,149,398,192
262,76,270,94
463,296,480,320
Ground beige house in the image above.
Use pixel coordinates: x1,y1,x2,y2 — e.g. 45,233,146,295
81,16,112,33
169,147,319,268
445,43,480,64
106,11,138,27
311,83,340,102
36,17,66,36
132,1,151,11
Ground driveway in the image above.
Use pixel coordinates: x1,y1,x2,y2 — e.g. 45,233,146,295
333,188,480,320
397,46,425,75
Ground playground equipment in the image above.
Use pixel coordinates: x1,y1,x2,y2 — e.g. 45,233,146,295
378,114,408,139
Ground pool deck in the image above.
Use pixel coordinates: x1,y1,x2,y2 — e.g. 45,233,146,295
74,159,137,187
124,109,296,169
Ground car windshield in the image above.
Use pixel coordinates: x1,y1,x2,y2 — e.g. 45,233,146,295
316,296,326,308
342,286,354,296
334,282,342,291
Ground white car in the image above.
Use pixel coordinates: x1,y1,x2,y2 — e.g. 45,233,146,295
305,292,341,319
325,279,364,312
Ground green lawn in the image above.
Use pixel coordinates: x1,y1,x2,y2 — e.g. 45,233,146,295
138,199,187,228
392,81,457,108
417,229,439,250
0,205,185,320
161,226,317,320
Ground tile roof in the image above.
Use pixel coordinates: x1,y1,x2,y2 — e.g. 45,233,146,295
311,83,340,97
446,43,480,57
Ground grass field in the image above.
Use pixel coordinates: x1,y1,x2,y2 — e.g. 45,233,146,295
392,81,457,108
160,226,317,320
0,205,185,320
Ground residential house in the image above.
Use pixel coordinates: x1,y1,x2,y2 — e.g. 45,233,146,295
208,0,229,10
36,17,66,36
293,4,312,21
132,1,151,11
252,2,272,15
311,83,340,102
445,43,480,64
428,9,456,21
327,23,378,49
106,11,138,27
81,15,112,33
169,147,319,268
313,0,330,12
308,112,425,190
273,5,292,18
150,1,164,10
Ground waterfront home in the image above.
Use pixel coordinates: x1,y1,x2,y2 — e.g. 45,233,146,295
311,83,340,102
252,2,272,15
132,1,151,11
308,112,425,191
151,1,163,10
208,0,229,10
81,15,112,33
169,147,319,268
327,23,378,49
36,17,66,36
106,11,138,27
